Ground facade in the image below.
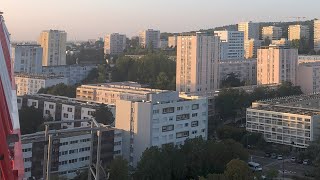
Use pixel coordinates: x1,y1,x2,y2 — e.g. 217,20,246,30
104,33,126,55
42,64,97,85
219,59,257,85
139,29,160,49
168,35,178,48
288,25,310,41
176,33,220,93
257,45,298,85
238,21,260,41
215,31,245,60
244,39,262,59
115,91,208,166
246,93,320,148
17,94,115,128
314,20,320,52
297,61,320,94
22,127,116,179
76,81,166,105
38,30,67,66
298,55,320,63
262,26,282,40
271,38,290,47
0,13,24,179
12,44,43,74
15,73,68,96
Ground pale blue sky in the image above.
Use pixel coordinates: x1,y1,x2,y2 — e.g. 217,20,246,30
2,0,320,41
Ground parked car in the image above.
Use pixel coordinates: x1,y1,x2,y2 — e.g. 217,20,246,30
303,159,310,165
271,153,277,159
248,162,263,172
264,153,271,158
291,157,296,162
277,155,283,160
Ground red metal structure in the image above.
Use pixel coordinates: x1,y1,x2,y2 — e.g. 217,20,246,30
0,13,24,180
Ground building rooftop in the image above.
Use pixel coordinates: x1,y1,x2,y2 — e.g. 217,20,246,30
256,93,320,106
14,73,65,79
250,104,320,116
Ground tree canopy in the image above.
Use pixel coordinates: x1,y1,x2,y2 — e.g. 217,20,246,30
19,106,44,135
92,104,114,125
221,73,245,88
224,159,253,180
109,156,129,180
38,83,77,98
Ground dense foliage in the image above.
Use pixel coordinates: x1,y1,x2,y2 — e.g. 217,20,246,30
221,73,245,88
92,104,114,125
109,156,129,180
19,106,45,135
112,53,176,90
38,83,77,98
134,138,249,180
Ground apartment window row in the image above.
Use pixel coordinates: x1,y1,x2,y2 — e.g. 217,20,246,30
24,167,31,172
114,141,122,146
69,149,78,154
70,140,78,144
114,150,121,155
22,148,32,152
80,138,91,143
24,157,32,162
79,156,90,162
79,147,90,152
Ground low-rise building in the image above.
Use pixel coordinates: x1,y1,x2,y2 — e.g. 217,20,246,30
246,94,320,148
15,73,68,96
42,64,97,85
22,127,117,179
168,35,177,48
298,55,320,63
219,59,257,85
116,91,208,167
262,26,282,40
288,25,310,41
17,94,115,129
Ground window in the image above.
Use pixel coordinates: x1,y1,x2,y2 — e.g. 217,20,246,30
49,104,54,109
153,109,159,114
60,142,68,146
67,107,73,112
184,123,188,127
191,121,199,127
69,159,78,164
192,104,199,110
114,141,122,146
162,107,174,114
31,102,37,106
70,140,78,144
79,147,90,152
162,125,174,132
63,113,68,118
192,113,198,117
24,168,31,172
114,150,121,155
176,114,190,121
45,110,50,115
69,149,78,154
176,131,189,138
22,148,32,152
177,106,183,111
192,130,198,134
24,157,32,162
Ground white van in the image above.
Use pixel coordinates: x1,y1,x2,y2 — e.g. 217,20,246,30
248,162,262,171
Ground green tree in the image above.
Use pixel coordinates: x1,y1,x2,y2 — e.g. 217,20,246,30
92,104,114,125
19,106,44,135
155,72,170,90
217,125,246,142
109,156,129,180
241,132,267,149
97,64,107,83
72,170,88,180
266,168,279,179
224,159,253,180
38,83,77,98
81,68,98,84
221,73,245,88
200,174,227,180
262,37,271,46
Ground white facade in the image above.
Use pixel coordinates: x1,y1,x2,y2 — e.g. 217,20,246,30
12,44,43,74
219,59,257,85
42,64,97,85
246,94,320,148
176,33,220,93
297,62,320,94
38,30,67,66
238,21,260,41
168,35,178,48
104,33,127,55
215,31,244,60
314,20,320,52
288,25,310,41
262,26,282,40
139,29,160,49
115,91,208,166
15,73,68,96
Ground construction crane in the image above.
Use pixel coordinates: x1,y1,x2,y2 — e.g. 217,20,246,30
286,16,307,23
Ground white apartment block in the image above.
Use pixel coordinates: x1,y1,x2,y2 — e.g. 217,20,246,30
219,59,257,85
139,29,160,49
262,26,283,40
22,127,117,179
15,73,68,96
246,94,320,148
244,39,262,59
215,31,245,60
257,45,298,85
12,44,43,74
104,33,127,55
42,64,97,85
116,91,208,166
38,30,67,66
17,94,115,128
297,61,320,94
168,35,178,48
288,25,310,41
314,20,320,52
238,21,260,41
76,81,165,105
176,33,220,93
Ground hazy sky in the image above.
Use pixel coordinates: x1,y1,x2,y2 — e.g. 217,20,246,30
2,0,320,41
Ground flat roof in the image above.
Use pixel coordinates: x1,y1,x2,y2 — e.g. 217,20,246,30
249,105,320,116
256,93,320,106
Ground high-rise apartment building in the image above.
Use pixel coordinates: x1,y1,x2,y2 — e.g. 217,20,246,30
12,44,43,74
176,33,220,93
215,31,245,60
262,26,283,40
38,30,67,66
104,33,127,55
139,29,160,49
238,21,260,41
314,20,320,52
257,45,298,85
244,39,262,59
168,35,178,48
297,61,320,94
116,91,208,166
0,13,24,179
288,25,310,41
